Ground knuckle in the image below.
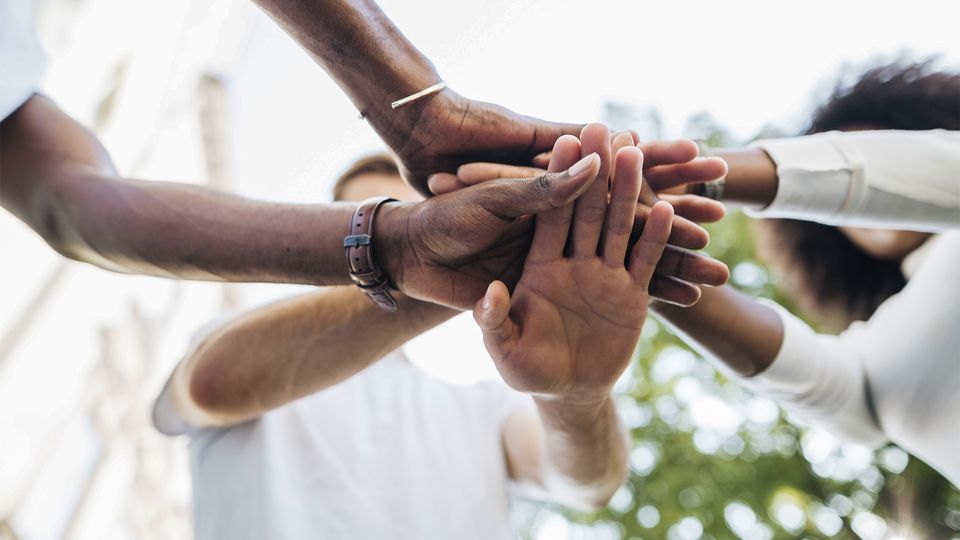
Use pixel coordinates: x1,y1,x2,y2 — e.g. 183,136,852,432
606,219,633,236
656,248,682,276
532,173,553,193
577,205,607,224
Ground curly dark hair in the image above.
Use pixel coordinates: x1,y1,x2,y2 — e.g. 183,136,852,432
755,60,960,328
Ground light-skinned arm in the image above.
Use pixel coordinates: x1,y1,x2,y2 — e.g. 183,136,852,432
162,131,599,429
167,287,456,428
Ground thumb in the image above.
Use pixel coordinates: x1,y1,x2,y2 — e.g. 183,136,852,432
473,152,600,218
473,281,517,354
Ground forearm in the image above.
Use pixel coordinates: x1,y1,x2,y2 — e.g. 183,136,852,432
174,287,457,427
20,172,359,284
708,148,778,208
715,131,960,230
532,395,630,510
651,285,783,377
253,0,440,145
1,95,357,285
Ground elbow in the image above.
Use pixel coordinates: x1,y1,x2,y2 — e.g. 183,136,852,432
562,481,625,513
37,202,80,261
583,467,630,511
186,350,245,421
551,460,630,512
188,362,220,414
27,169,113,262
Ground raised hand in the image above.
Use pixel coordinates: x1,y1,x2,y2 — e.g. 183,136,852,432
472,135,672,401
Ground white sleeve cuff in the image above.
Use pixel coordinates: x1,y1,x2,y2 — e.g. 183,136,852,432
741,300,824,394
152,377,201,436
746,133,855,222
734,300,888,447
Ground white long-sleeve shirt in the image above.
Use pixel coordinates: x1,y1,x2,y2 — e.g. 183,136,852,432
733,130,960,486
749,130,960,231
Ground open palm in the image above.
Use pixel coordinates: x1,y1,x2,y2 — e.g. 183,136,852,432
474,128,674,401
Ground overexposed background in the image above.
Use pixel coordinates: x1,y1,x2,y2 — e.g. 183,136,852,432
1,0,958,539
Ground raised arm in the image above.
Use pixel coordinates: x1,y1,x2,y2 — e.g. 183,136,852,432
159,287,456,429
651,130,960,231
1,95,357,285
473,129,672,509
251,0,582,194
0,95,599,309
650,286,887,446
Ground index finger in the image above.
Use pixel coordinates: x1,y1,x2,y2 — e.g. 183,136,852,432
457,163,547,184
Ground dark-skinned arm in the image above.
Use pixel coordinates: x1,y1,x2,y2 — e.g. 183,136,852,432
251,0,582,194
651,285,784,377
1,95,601,309
0,95,353,285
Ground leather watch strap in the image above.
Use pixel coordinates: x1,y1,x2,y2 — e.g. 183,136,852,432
344,196,399,312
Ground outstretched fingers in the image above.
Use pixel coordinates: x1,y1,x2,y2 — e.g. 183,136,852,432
658,194,726,223
644,158,728,192
649,274,702,307
629,201,674,288
569,124,613,257
458,163,546,185
529,135,585,262
656,244,730,287
471,152,599,219
602,146,644,266
632,203,710,250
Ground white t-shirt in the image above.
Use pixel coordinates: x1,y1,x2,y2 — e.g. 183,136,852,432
0,0,45,120
154,349,533,540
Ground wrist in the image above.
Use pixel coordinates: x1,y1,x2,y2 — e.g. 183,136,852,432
710,148,778,207
347,39,443,142
534,391,614,423
373,201,414,293
369,86,458,162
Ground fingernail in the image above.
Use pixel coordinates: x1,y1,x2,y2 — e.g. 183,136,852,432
568,153,598,176
613,131,633,148
482,287,492,310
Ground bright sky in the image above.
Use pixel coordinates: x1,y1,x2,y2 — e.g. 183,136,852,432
225,0,960,207
1,0,958,536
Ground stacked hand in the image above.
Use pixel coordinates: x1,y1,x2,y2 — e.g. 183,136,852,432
422,124,730,306
376,125,729,310
474,129,674,401
383,90,583,196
